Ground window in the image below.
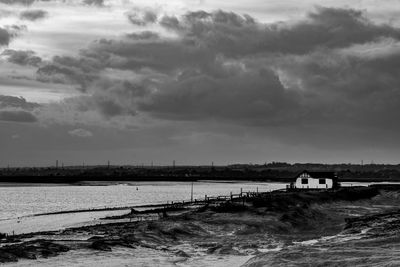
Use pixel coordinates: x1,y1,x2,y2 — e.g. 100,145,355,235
319,179,326,184
301,178,308,184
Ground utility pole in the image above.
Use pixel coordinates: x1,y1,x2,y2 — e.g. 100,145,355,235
173,160,176,168
56,160,58,169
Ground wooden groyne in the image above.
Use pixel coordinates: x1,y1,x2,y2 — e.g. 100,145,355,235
142,188,281,212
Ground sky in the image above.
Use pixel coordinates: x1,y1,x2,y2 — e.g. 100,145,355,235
1,0,400,166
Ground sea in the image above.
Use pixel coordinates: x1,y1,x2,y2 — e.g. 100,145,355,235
0,181,287,234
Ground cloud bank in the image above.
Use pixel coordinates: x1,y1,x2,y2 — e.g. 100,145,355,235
1,2,400,164
32,8,400,131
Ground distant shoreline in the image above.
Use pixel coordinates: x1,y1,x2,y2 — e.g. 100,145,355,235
2,164,400,184
0,177,399,186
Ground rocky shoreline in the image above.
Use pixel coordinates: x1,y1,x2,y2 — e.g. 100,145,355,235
1,186,398,266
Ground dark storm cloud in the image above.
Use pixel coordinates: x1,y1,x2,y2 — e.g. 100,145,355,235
84,79,146,117
0,96,39,122
19,9,48,21
2,49,42,66
268,7,400,53
0,0,102,6
139,70,300,124
159,15,180,30
36,55,102,90
128,8,400,127
79,79,154,118
274,47,400,129
35,7,400,137
83,0,104,6
0,95,40,109
127,10,158,26
0,110,37,122
0,28,11,45
126,31,160,40
159,11,261,56
0,25,27,46
159,8,400,56
0,0,35,5
86,38,213,73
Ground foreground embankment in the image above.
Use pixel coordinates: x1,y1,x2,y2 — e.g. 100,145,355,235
1,186,399,266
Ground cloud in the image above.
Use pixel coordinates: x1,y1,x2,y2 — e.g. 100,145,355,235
83,0,104,6
19,9,48,21
159,15,180,29
0,25,27,46
2,2,400,164
0,95,40,109
1,49,42,66
0,96,39,123
127,9,158,26
0,0,35,5
0,28,11,45
126,31,160,40
139,70,300,124
20,7,400,149
158,8,400,56
272,46,400,129
68,128,93,138
36,55,102,90
0,110,37,122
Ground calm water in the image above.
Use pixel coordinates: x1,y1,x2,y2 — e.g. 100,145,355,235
0,181,287,234
0,181,389,234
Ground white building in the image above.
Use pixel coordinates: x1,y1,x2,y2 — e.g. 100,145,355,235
290,171,338,190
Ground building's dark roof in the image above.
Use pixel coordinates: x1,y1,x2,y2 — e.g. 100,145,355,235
296,170,337,180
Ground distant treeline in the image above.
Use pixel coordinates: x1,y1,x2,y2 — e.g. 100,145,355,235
1,162,400,183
